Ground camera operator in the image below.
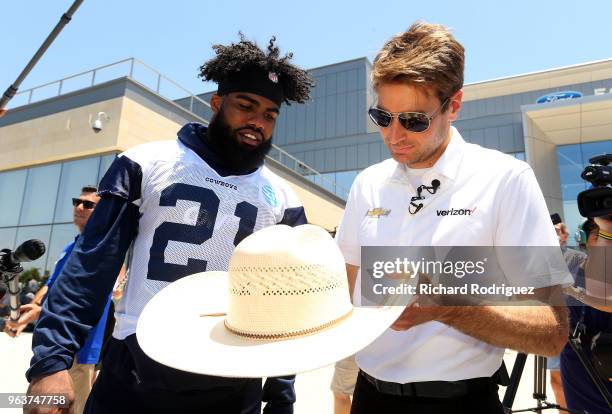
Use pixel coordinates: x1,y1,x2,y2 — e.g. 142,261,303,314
4,186,114,414
561,216,612,413
561,153,612,414
546,216,580,409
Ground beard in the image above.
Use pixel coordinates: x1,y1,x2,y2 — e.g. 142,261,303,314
206,110,272,173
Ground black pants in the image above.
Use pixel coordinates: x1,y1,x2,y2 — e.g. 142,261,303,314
350,372,505,414
84,335,267,414
95,301,115,371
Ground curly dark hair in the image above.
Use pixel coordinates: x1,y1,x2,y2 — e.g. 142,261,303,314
198,34,314,105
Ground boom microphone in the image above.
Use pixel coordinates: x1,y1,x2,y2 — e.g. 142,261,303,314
0,239,46,271
0,239,46,325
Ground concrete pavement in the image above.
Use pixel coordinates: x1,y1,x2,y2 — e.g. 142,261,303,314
1,333,560,413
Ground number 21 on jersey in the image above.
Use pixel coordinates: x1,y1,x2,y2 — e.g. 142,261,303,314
147,183,257,282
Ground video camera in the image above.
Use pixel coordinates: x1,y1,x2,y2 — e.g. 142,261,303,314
0,239,46,323
577,154,612,218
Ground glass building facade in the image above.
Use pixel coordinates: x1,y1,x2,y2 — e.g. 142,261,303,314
189,58,607,203
0,154,116,274
304,152,525,200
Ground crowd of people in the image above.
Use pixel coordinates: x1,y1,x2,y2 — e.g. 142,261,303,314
0,279,40,326
1,20,610,414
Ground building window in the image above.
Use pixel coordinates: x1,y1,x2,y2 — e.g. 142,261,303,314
14,225,52,273
304,169,361,200
0,169,27,227
19,163,62,226
0,228,18,254
54,157,101,223
0,153,117,273
47,223,79,274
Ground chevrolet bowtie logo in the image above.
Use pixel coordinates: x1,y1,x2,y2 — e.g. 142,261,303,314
366,208,391,218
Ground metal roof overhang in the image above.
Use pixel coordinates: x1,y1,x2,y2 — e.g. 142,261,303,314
521,93,612,145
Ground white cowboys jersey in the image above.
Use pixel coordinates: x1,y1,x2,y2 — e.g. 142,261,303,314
112,139,304,339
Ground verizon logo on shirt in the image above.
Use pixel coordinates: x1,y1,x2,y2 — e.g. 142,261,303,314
436,207,477,216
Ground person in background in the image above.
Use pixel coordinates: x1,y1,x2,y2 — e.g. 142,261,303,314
562,215,612,414
547,216,579,409
5,186,115,414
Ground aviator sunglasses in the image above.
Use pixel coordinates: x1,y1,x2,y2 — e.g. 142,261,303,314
368,97,450,133
72,198,96,209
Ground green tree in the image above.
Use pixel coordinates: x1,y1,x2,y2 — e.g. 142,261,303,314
19,268,42,284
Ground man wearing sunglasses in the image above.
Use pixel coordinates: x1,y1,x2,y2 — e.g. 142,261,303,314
336,22,570,413
5,185,112,414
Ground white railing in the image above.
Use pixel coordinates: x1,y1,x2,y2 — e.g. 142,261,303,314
267,146,343,197
9,58,347,198
10,58,212,118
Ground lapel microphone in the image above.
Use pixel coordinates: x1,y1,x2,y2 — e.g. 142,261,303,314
409,179,441,214
430,179,441,193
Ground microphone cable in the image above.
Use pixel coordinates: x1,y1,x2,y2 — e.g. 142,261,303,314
409,179,441,214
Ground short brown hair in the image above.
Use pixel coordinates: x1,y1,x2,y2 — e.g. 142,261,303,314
81,185,98,194
371,21,464,110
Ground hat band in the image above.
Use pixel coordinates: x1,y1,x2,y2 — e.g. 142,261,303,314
223,309,353,340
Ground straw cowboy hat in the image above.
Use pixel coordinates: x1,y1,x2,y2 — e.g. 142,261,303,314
136,224,407,378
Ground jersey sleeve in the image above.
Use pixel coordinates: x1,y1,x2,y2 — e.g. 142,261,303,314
26,154,142,381
97,151,144,202
44,242,74,289
274,177,308,227
278,206,307,227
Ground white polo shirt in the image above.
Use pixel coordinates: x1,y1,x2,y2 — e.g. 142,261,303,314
336,127,570,383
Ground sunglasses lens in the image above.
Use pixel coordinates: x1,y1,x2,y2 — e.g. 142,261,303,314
400,113,430,133
72,198,95,209
368,108,392,127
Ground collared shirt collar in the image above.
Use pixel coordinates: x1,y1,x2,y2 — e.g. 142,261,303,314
390,126,466,183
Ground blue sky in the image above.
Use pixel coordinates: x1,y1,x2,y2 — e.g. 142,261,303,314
1,0,610,102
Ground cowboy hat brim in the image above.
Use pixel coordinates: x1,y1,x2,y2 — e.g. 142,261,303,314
136,271,406,378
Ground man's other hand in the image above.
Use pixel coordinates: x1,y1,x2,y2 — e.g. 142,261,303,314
3,303,42,337
25,370,75,414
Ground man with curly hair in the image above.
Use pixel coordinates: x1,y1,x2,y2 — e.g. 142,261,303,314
25,35,313,414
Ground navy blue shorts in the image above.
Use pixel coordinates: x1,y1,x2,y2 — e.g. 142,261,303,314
84,335,264,414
